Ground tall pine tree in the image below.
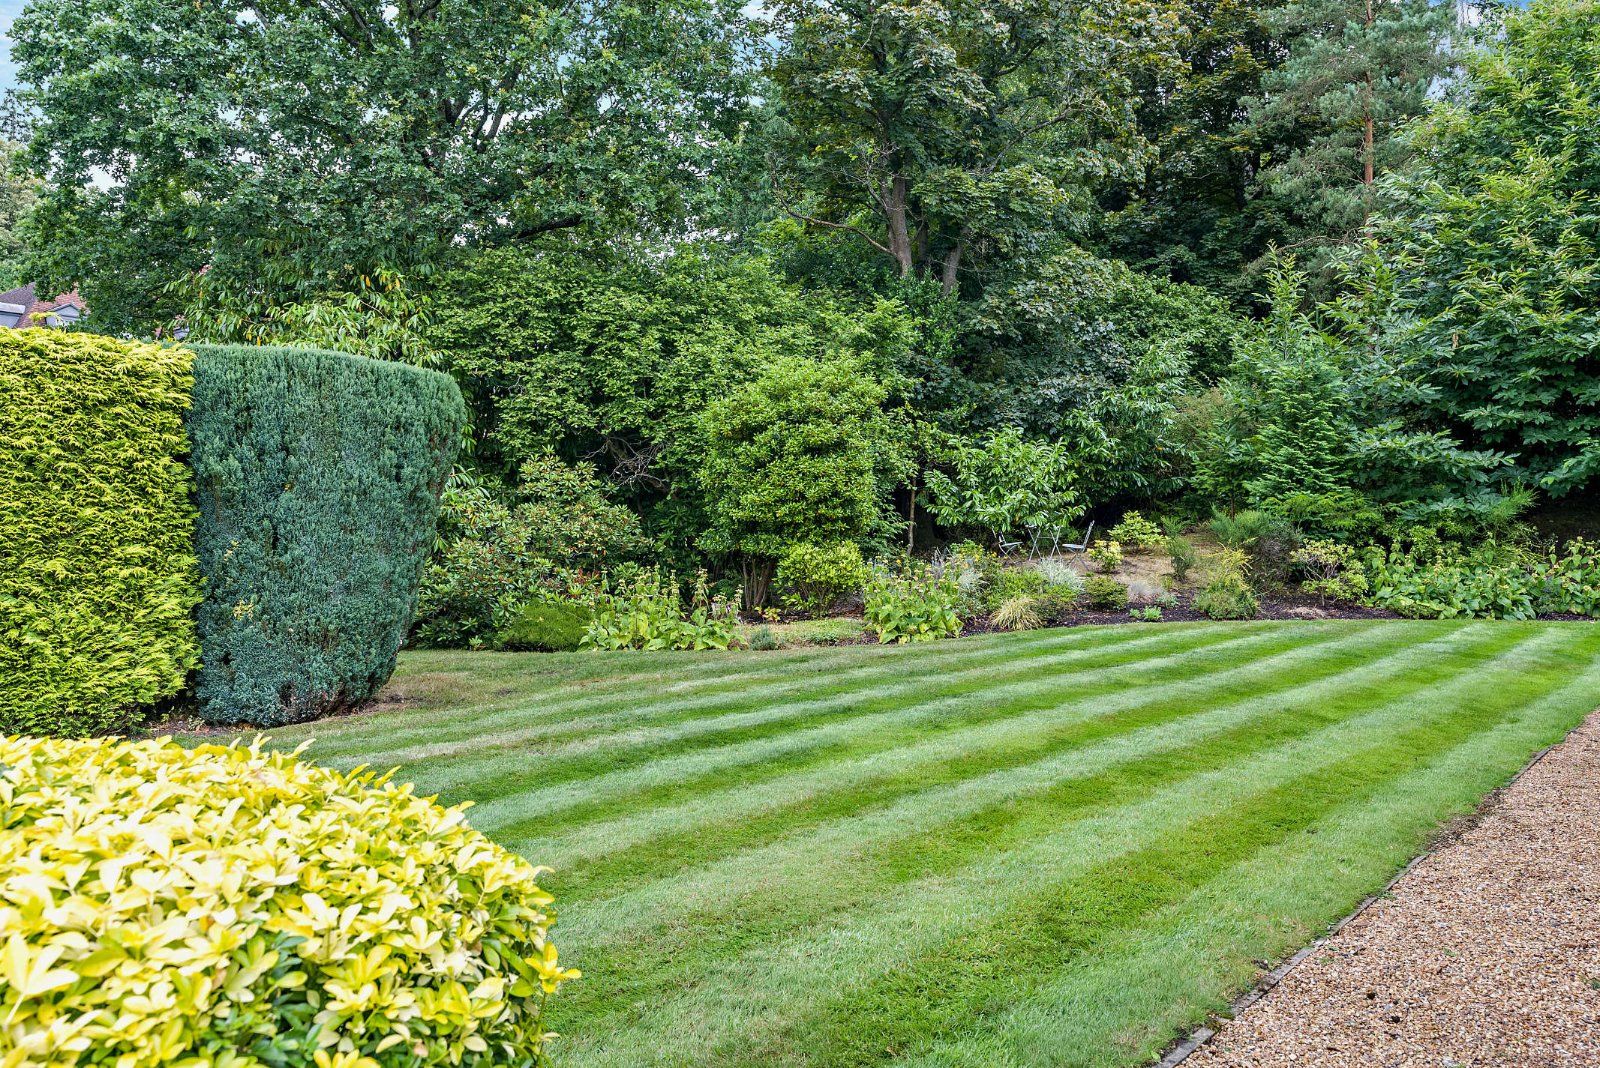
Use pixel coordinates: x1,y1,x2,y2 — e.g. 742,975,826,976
1247,0,1454,264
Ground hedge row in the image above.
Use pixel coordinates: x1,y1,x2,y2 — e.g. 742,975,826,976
0,332,202,736
189,345,463,726
0,333,463,735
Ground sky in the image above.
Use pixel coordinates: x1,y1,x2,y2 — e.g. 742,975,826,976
0,1,22,97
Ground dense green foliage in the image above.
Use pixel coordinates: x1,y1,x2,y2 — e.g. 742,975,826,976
7,0,1600,661
2,734,576,1065
496,600,595,653
582,569,742,650
699,355,906,605
10,0,756,335
864,564,963,643
0,332,201,736
258,622,1600,1066
774,542,870,617
1371,0,1600,495
768,0,1165,293
187,345,463,725
1247,0,1452,262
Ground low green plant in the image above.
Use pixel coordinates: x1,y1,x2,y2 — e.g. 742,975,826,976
583,569,743,650
1036,557,1083,589
774,541,869,617
1087,539,1124,573
985,566,1048,612
1538,538,1600,616
1083,575,1130,611
1166,535,1199,583
414,484,559,648
748,625,783,651
1210,509,1299,585
864,564,962,643
1128,606,1163,622
1291,539,1370,605
0,734,577,1066
991,595,1044,632
1193,575,1259,620
1359,538,1598,621
1192,550,1259,620
496,598,594,652
1108,511,1163,551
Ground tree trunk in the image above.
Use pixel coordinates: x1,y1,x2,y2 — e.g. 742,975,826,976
940,239,963,296
885,174,914,277
742,557,775,611
1362,0,1376,190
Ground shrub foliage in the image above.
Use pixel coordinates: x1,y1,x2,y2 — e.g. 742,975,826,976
0,734,577,1066
0,332,201,736
188,344,463,725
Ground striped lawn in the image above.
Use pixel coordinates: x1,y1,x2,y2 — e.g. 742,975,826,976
260,620,1600,1068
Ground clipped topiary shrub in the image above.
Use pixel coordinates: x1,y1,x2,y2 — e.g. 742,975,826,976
0,733,578,1066
188,345,464,725
496,599,593,652
0,331,202,736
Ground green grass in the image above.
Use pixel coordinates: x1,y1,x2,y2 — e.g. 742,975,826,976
253,620,1600,1067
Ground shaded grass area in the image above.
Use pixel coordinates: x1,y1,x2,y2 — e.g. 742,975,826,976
253,621,1600,1068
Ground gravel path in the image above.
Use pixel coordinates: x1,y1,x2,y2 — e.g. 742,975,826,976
1187,708,1600,1068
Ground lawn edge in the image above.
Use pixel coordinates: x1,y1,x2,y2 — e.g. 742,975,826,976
1152,714,1587,1068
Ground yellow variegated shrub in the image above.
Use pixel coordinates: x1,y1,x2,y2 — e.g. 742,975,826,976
0,735,578,1068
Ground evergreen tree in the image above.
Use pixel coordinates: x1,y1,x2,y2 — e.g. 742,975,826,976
1247,0,1454,263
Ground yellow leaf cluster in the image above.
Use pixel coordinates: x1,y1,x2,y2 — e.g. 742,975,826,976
0,735,577,1067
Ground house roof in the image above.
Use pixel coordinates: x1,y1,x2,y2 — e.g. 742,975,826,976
0,283,86,328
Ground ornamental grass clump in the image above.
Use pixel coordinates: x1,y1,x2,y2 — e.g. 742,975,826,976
0,734,578,1068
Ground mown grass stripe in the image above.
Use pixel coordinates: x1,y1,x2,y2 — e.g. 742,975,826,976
545,621,1502,951
504,621,1425,885
900,654,1600,1068
545,623,1520,1033
548,625,1579,1064
458,625,1320,826
301,625,1159,761
348,624,1208,774
775,633,1592,1068
385,624,1229,784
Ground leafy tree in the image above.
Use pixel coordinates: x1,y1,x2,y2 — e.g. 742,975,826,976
1096,0,1287,303
182,266,440,365
10,0,756,334
1246,0,1453,262
767,0,1172,295
1371,0,1600,497
1194,262,1513,532
430,242,919,563
923,428,1086,550
698,355,908,606
0,142,38,290
951,244,1242,502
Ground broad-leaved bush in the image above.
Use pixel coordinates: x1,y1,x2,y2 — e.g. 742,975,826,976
1107,511,1162,551
0,734,577,1067
774,542,869,617
582,569,742,650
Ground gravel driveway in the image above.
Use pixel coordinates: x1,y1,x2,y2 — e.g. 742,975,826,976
1187,708,1600,1068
